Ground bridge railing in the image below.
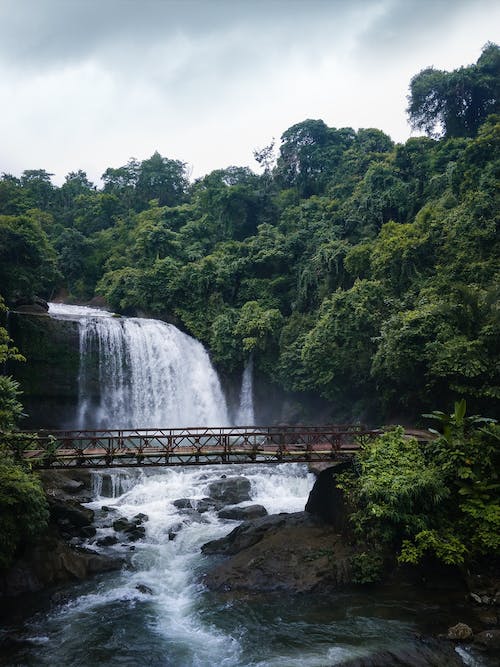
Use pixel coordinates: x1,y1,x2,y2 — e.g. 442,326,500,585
17,425,377,468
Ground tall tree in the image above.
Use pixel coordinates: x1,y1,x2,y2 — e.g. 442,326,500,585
407,42,499,138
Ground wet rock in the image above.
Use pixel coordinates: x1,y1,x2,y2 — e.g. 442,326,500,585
101,506,117,513
48,497,94,527
39,469,93,502
79,525,97,539
196,498,220,513
0,633,33,651
96,535,119,547
207,476,251,505
136,584,153,595
113,518,133,532
173,498,194,509
218,505,268,521
202,512,307,555
202,512,353,594
179,510,208,524
0,528,123,597
336,638,463,666
474,629,500,652
475,610,498,627
125,526,146,542
112,517,146,541
167,522,183,540
133,513,148,523
305,462,352,531
447,622,473,640
12,296,49,313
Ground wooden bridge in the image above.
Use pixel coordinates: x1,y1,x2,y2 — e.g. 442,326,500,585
14,425,379,469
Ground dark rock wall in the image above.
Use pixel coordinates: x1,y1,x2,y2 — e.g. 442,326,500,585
6,312,80,429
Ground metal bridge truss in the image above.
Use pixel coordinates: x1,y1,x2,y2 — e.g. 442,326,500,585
19,425,377,469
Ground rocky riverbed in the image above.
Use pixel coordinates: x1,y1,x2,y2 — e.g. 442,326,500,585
1,465,499,665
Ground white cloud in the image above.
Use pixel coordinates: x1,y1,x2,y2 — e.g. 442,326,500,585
0,0,498,184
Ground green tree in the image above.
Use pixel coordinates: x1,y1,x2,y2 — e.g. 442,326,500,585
407,43,499,138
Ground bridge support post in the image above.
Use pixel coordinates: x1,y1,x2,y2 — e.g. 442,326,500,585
222,434,229,463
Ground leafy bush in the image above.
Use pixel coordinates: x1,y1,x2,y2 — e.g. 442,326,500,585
339,408,499,570
0,458,49,569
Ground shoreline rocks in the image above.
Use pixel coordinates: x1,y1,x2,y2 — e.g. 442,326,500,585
0,470,123,599
202,511,355,593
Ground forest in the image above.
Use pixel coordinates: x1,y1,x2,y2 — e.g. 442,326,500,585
2,44,499,423
0,42,498,578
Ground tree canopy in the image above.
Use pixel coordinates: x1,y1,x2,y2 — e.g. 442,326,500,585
0,52,498,424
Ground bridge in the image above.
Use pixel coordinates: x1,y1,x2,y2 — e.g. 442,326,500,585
14,425,380,469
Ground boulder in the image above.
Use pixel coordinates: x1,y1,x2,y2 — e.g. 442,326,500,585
124,526,146,542
112,518,134,532
446,623,473,640
207,476,251,506
96,535,119,547
202,511,354,593
218,505,268,521
112,517,146,541
40,469,93,502
12,297,49,314
173,498,194,509
0,528,123,597
47,497,94,533
136,584,153,595
336,639,463,666
196,498,220,513
305,462,352,531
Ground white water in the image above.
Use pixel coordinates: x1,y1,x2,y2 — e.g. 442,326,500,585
24,464,315,667
48,303,229,429
236,355,255,426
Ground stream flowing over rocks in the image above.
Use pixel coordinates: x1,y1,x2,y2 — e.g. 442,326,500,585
1,465,498,667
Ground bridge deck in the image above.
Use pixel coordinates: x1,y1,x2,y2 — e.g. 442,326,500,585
15,425,377,469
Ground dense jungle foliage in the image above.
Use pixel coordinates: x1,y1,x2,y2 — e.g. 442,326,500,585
0,297,49,569
0,44,498,424
340,403,499,579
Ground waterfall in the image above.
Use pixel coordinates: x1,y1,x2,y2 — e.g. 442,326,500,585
236,355,255,425
49,303,229,429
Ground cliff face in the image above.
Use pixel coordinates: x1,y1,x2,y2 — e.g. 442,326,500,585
7,312,80,429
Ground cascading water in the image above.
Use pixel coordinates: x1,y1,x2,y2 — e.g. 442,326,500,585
235,355,255,426
18,464,319,667
49,303,229,429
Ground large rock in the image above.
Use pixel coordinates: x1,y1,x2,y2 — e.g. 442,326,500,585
202,511,354,593
305,462,352,531
40,469,93,502
47,496,95,538
112,514,148,541
218,505,268,521
8,312,80,428
207,476,251,506
447,622,473,640
0,528,123,597
336,639,464,666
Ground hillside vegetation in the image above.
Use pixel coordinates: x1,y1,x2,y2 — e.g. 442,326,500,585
1,44,498,422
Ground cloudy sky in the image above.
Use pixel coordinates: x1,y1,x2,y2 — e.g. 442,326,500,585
0,0,498,184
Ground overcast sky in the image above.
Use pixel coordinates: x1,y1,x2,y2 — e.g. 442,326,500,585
0,0,498,185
